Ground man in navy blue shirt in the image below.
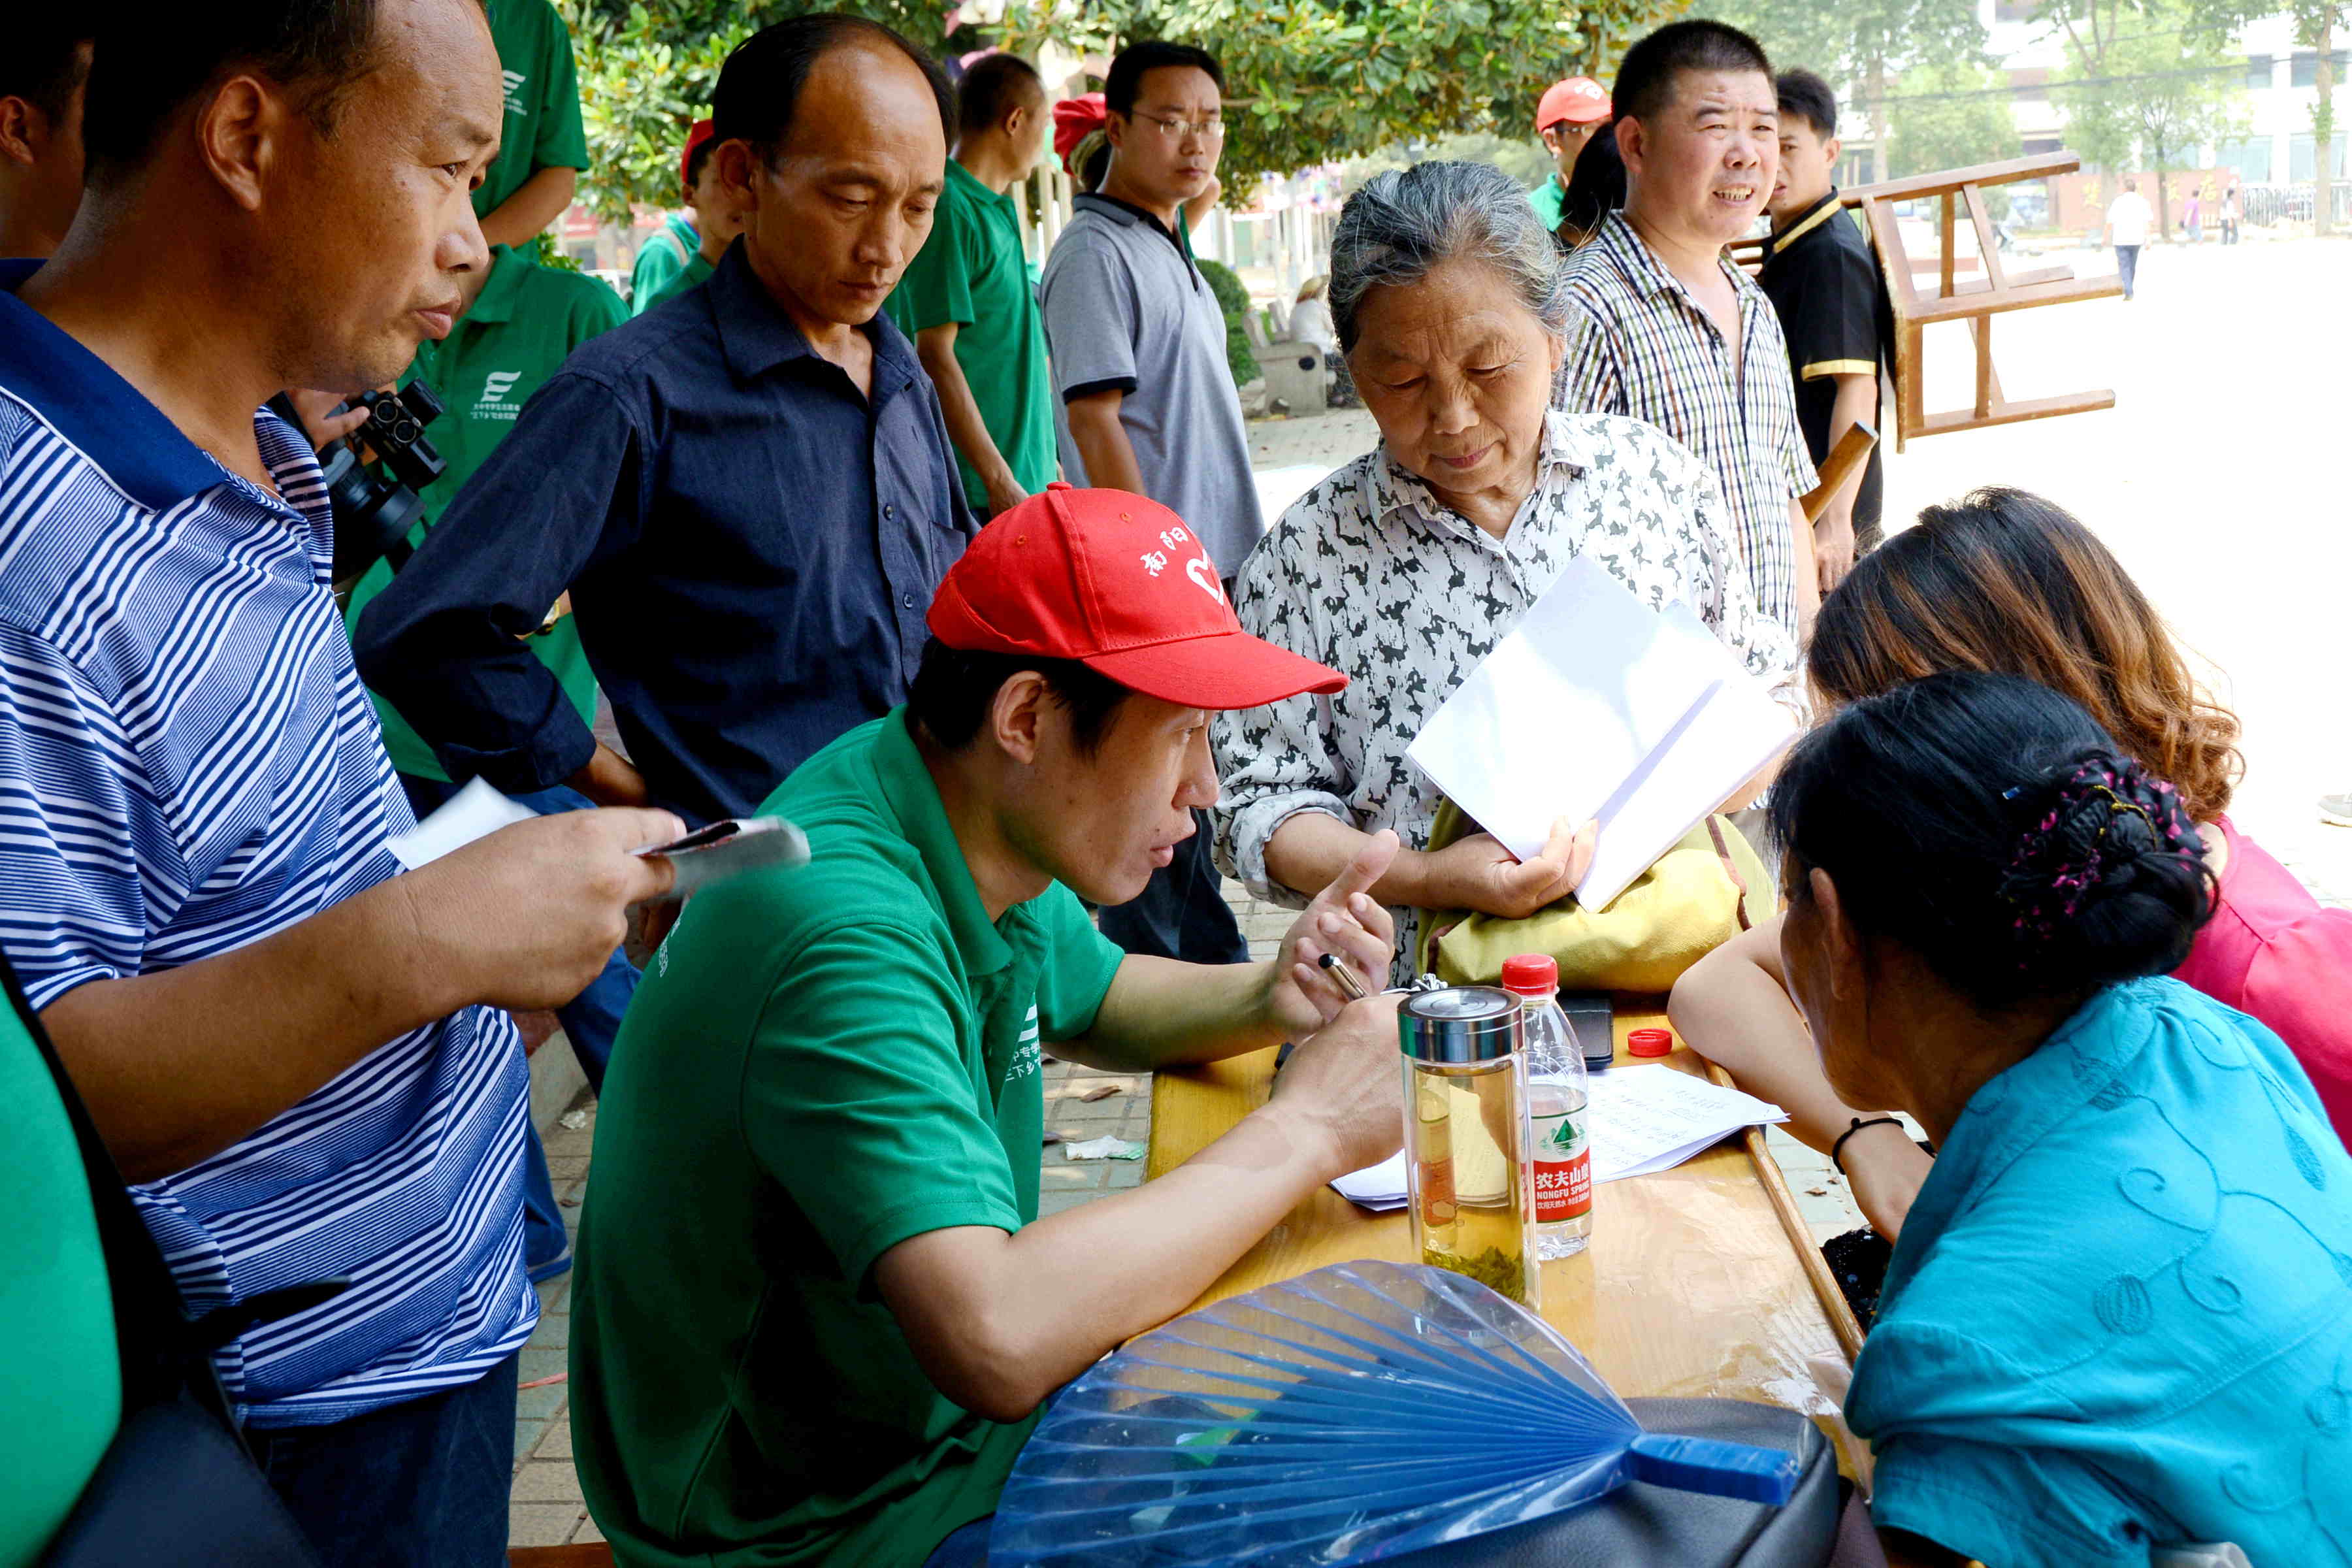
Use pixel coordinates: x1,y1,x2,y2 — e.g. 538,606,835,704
359,15,977,827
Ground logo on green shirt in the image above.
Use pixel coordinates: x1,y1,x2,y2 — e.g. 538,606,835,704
501,69,529,116
476,370,525,421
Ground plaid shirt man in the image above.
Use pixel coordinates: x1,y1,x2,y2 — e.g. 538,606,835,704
1556,212,1818,636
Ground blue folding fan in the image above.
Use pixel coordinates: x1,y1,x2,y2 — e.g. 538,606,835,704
988,1259,1799,1568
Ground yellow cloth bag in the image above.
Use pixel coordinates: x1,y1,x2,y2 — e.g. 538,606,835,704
1414,800,1772,992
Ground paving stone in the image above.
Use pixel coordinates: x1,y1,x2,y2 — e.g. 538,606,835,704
511,1460,587,1503
572,1512,607,1544
515,1379,568,1422
514,1420,547,1463
528,1309,570,1348
507,1504,587,1548
537,1420,574,1460
520,1345,568,1384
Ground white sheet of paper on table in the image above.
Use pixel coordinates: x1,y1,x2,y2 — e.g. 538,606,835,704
1403,556,1798,911
1329,1065,1788,1209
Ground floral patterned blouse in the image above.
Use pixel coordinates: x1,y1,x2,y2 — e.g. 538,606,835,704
1213,410,1798,975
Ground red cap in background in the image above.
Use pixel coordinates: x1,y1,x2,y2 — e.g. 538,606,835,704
680,119,719,194
928,485,1347,711
1053,93,1109,173
1537,76,1612,132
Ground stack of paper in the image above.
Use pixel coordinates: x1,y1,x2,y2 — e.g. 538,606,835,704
1584,1066,1788,1183
1329,1066,1788,1209
1405,556,1797,911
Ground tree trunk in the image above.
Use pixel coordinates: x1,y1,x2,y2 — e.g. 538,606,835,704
2154,148,2172,240
1869,53,1889,186
2317,12,2338,237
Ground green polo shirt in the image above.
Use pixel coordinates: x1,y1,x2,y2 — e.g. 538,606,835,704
473,0,589,220
630,214,701,315
571,710,1124,1568
344,245,627,782
885,157,1058,502
1530,171,1567,235
635,247,715,316
0,972,118,1565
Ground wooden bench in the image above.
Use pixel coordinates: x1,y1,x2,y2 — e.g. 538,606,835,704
1735,152,2120,451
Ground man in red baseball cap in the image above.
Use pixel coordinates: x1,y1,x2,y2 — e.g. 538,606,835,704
627,117,747,315
569,485,1411,1568
1532,74,1613,234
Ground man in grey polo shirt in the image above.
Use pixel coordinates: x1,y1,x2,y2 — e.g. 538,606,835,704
1040,38,1257,965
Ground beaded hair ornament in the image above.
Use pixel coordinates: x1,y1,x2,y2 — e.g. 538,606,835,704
1999,753,2203,951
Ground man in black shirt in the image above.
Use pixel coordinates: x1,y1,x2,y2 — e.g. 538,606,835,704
1759,68,1891,587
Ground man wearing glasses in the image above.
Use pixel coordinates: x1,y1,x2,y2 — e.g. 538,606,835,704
1040,41,1260,968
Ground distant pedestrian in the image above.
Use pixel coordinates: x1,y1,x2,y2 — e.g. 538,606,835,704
1529,75,1612,235
2104,176,2153,299
1555,19,1823,637
886,53,1057,519
1040,39,1256,966
2185,190,2203,245
2222,180,2241,245
1288,275,1336,350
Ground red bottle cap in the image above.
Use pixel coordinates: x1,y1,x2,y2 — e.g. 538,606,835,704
1500,953,1558,995
1627,1027,1674,1057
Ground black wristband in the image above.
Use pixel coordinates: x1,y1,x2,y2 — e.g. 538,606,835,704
1831,1115,1905,1176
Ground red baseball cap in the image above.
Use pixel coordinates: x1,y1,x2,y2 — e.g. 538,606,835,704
679,119,718,193
928,485,1347,711
1537,76,1611,131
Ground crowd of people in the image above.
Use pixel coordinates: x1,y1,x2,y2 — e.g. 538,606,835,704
1,5,2348,1568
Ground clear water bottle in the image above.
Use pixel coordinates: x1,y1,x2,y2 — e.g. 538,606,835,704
1503,954,1593,1260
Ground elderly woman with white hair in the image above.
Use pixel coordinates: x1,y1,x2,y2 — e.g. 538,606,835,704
1213,160,1796,975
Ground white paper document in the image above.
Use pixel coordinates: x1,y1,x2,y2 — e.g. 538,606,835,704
387,776,537,870
1329,1066,1787,1209
1583,1065,1788,1183
1404,557,1798,910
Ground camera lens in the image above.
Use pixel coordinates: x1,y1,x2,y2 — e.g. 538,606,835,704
390,419,419,445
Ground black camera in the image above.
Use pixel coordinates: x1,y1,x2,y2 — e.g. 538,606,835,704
271,382,449,583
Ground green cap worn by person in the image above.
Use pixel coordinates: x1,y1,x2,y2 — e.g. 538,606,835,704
342,243,626,783
570,482,1416,1567
883,53,1059,517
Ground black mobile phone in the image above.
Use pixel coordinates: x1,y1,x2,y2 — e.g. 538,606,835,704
1560,990,1616,1071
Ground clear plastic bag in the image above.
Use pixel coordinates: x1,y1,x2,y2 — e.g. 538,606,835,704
988,1260,1800,1567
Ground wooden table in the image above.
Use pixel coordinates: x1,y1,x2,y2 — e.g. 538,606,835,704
1147,1003,1855,1415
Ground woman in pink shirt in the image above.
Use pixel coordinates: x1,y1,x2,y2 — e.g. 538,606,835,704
1672,487,2352,1238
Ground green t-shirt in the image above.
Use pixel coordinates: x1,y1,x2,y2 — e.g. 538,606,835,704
885,158,1059,503
570,710,1124,1568
344,245,628,782
635,246,716,317
472,0,589,221
630,214,700,316
0,974,120,1565
1530,171,1567,235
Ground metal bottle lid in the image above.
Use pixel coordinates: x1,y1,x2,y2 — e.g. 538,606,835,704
1397,986,1523,1064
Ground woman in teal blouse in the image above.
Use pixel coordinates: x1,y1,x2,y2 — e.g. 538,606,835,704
1771,671,2352,1568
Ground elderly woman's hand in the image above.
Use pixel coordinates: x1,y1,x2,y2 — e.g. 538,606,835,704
1420,817,1596,919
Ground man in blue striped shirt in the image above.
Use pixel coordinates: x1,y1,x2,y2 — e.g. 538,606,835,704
0,3,679,1561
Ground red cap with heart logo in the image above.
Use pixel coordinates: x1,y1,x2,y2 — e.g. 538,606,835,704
927,485,1347,711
